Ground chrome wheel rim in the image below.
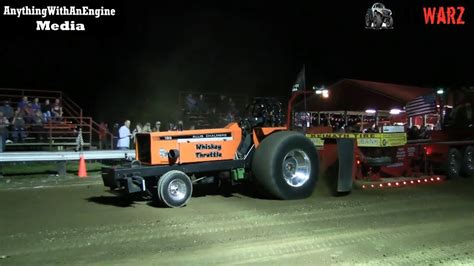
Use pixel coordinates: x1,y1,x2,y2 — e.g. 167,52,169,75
168,179,187,201
282,149,311,187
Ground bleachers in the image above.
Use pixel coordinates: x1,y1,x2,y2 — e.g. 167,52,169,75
0,88,113,151
179,92,249,129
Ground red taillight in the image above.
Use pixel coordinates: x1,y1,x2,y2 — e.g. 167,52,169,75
425,146,433,155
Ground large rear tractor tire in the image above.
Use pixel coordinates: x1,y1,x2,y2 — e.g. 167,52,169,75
461,146,474,178
252,131,319,200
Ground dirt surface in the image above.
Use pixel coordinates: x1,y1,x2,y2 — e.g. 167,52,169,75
1,177,473,265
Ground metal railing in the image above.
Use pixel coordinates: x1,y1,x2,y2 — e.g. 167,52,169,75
4,117,115,151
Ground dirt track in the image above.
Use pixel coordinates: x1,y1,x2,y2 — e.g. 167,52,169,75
1,177,473,265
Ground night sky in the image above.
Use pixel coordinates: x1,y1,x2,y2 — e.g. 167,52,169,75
0,0,472,124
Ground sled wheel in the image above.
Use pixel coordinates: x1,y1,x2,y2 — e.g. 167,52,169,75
446,148,462,179
461,146,474,178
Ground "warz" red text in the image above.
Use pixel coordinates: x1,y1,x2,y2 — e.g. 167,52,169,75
423,6,465,25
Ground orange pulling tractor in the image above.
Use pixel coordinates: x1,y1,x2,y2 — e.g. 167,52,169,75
102,98,326,207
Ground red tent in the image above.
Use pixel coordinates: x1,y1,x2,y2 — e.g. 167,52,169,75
295,79,434,112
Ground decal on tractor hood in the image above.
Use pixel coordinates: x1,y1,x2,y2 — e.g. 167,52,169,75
194,143,223,158
159,132,233,143
196,144,222,150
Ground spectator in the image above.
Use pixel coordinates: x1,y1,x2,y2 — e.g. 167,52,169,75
177,120,183,131
223,111,234,124
196,94,208,114
117,120,132,150
12,108,27,143
51,98,63,121
112,123,119,149
41,99,52,122
208,107,220,128
142,122,152,133
0,112,10,151
31,110,44,141
228,97,237,115
217,95,227,114
24,102,36,123
75,127,85,152
131,122,143,144
18,96,28,110
0,101,14,120
32,98,41,112
153,121,161,132
418,125,429,139
99,122,109,149
185,94,197,113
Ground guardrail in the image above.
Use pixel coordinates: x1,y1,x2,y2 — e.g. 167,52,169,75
0,150,135,162
0,149,135,176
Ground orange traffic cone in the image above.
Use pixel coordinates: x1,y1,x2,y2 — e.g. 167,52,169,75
78,154,88,178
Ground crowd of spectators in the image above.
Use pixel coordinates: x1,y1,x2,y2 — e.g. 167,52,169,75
182,93,243,129
100,93,247,149
100,120,164,149
0,97,64,150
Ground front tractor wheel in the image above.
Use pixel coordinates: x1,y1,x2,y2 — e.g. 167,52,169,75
252,131,319,200
156,170,193,208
